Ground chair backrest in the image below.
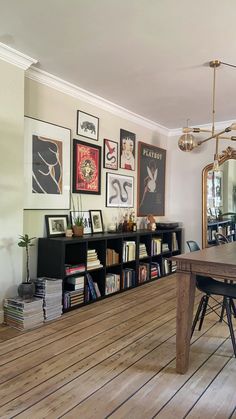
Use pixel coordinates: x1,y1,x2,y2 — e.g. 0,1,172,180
186,240,200,252
215,232,229,245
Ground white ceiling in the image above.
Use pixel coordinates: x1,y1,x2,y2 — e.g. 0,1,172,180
1,0,236,129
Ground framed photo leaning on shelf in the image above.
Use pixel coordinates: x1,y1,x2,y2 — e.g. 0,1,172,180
103,138,118,170
106,172,134,208
89,210,104,233
137,142,166,216
24,117,71,209
73,139,101,194
70,211,92,234
45,215,69,237
76,110,99,141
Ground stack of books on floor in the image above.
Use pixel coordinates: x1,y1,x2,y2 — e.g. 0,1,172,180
64,275,85,309
123,241,136,262
171,260,177,273
138,263,150,283
151,238,162,255
4,297,44,330
121,268,135,289
106,248,119,266
34,277,63,321
87,249,103,270
150,262,161,280
65,263,85,276
85,273,101,301
105,273,120,295
139,243,148,258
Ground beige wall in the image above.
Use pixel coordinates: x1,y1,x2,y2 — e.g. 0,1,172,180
24,78,169,278
0,60,25,320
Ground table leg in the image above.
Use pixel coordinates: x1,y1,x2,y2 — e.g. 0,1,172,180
176,272,196,374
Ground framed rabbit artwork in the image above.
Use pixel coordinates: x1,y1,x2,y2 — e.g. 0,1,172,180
137,142,166,216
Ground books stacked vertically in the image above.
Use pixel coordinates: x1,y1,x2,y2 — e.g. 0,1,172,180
34,277,63,321
4,297,44,330
85,272,101,301
171,232,179,251
106,248,119,266
150,262,161,280
162,242,170,253
105,273,120,295
65,263,85,276
87,249,103,270
151,238,162,255
123,241,136,262
138,263,150,283
121,268,135,289
162,258,171,275
139,243,148,258
64,275,85,309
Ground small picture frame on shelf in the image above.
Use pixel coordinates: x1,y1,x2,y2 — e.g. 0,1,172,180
70,211,92,234
45,215,69,238
89,210,104,234
76,110,99,141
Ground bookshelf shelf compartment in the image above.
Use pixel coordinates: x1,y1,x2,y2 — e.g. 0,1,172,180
37,228,182,313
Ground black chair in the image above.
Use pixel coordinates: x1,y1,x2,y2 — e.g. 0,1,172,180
186,240,236,357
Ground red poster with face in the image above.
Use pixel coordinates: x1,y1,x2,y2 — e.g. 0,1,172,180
73,139,101,194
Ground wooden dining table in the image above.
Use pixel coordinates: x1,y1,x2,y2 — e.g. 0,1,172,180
172,241,236,374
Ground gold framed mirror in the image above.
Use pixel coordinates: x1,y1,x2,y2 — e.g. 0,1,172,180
202,147,236,248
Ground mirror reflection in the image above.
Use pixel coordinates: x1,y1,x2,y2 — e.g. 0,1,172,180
206,159,236,246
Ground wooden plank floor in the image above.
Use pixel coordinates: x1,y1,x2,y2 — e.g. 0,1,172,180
0,275,235,419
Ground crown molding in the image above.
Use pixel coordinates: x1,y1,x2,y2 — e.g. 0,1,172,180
168,119,236,137
26,66,169,135
0,42,37,70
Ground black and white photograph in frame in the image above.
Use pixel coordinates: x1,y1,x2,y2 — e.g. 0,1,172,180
120,129,135,171
89,210,104,233
70,211,92,234
45,215,69,237
103,139,118,170
106,172,134,208
76,110,99,141
24,117,71,209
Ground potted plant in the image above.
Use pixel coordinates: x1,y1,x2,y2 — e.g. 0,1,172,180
18,234,36,299
71,193,84,237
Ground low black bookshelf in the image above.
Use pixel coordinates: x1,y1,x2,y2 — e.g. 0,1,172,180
37,228,182,313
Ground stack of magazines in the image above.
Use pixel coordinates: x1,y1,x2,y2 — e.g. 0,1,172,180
34,277,63,321
4,297,44,330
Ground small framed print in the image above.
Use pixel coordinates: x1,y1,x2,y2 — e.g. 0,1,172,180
106,172,134,208
103,139,118,170
76,110,99,141
70,211,92,234
120,129,135,171
73,139,101,194
89,210,104,234
45,215,69,238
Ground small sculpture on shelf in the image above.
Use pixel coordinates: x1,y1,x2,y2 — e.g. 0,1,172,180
147,214,156,231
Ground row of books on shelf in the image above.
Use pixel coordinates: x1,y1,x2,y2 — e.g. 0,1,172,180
106,248,119,266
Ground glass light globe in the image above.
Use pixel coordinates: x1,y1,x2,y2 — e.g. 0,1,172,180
178,133,196,152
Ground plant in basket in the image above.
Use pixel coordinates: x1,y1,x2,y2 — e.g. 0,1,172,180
71,194,84,237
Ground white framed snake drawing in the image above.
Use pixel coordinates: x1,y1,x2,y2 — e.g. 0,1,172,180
106,172,134,208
